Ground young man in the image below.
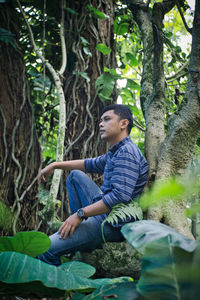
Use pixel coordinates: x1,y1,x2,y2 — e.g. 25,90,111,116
38,104,148,265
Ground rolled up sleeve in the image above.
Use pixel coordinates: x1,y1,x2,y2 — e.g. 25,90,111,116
84,154,107,174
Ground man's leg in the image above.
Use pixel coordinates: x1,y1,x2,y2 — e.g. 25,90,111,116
38,215,124,265
38,170,124,265
66,170,102,213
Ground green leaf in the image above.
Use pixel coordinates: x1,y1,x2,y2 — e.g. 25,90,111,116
131,105,140,116
121,220,197,255
81,36,89,46
126,79,141,91
83,47,92,56
137,237,200,300
139,178,186,209
125,53,138,67
96,43,111,55
114,22,130,35
0,251,132,297
58,261,96,278
73,71,90,82
87,5,109,19
95,73,115,101
64,7,78,15
0,231,51,257
0,252,103,297
82,281,139,300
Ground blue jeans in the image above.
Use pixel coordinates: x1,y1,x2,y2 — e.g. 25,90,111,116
38,170,124,265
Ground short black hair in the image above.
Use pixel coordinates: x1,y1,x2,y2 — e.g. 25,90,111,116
101,104,133,135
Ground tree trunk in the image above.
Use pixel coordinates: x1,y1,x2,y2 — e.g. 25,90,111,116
0,2,41,234
128,0,200,238
59,0,116,218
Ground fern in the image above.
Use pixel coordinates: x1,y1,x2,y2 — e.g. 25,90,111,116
101,200,143,242
0,28,16,48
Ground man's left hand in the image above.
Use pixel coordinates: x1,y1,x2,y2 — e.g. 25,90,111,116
58,213,82,239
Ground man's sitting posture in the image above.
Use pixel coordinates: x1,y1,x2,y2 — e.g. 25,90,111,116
38,104,148,265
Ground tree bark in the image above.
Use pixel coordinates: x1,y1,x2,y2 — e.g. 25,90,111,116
58,0,117,219
128,0,200,238
0,2,41,234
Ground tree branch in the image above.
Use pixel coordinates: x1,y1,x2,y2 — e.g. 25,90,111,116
175,0,192,34
166,61,189,80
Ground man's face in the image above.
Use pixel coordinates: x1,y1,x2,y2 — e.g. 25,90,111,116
99,110,126,145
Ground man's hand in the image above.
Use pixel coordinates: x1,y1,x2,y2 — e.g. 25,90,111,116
38,163,55,184
58,213,82,239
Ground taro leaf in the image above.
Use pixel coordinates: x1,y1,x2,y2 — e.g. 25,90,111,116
137,237,200,300
58,261,96,278
93,276,132,287
0,252,103,297
82,281,140,300
121,220,197,255
0,231,51,257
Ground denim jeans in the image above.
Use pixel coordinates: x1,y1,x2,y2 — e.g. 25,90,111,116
38,170,124,265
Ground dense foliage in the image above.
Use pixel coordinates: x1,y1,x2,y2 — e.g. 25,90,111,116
0,0,200,298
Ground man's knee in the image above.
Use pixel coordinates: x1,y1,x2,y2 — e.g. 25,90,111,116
66,169,86,186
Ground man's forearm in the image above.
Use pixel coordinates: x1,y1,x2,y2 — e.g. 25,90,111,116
52,159,85,172
83,200,110,217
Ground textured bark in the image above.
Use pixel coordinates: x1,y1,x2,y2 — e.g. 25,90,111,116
0,2,41,234
64,0,116,160
128,0,200,238
56,0,117,218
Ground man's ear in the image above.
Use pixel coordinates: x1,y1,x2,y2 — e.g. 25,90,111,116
120,119,129,130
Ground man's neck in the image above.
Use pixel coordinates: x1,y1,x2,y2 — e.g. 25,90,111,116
108,134,129,148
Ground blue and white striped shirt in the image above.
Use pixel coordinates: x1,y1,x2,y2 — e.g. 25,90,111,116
84,136,148,212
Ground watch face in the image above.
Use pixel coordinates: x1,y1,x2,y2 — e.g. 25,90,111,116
77,208,84,218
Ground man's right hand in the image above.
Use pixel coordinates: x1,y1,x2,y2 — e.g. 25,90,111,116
38,163,55,184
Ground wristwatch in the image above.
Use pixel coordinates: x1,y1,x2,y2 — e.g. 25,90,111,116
77,208,88,220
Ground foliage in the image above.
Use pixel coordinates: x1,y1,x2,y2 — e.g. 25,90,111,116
0,251,131,297
37,187,61,221
87,5,109,20
0,231,51,257
0,231,132,297
101,200,143,242
0,28,16,48
80,281,139,300
0,200,13,232
139,177,186,210
121,220,200,300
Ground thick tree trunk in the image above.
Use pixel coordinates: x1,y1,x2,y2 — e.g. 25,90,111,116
128,0,200,238
0,2,41,234
58,0,116,218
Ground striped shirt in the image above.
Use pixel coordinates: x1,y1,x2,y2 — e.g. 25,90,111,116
84,136,149,213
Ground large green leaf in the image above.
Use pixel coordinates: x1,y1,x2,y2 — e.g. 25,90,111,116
58,261,96,278
0,231,51,257
0,252,132,297
121,220,197,255
137,237,200,300
82,282,139,300
0,252,101,297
